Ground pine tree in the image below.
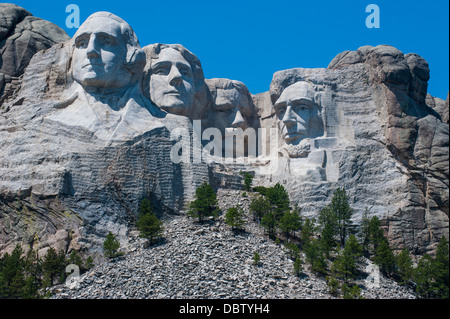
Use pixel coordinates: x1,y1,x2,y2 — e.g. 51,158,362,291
266,183,291,219
22,248,42,299
68,250,83,269
138,197,153,217
261,211,277,238
395,248,414,286
368,216,384,256
188,182,220,223
293,257,304,277
249,195,272,222
41,247,66,287
342,283,362,299
136,198,164,244
414,253,436,299
85,256,95,270
329,188,353,246
278,207,302,241
434,236,449,299
137,214,164,245
284,242,300,260
252,252,261,266
332,235,362,283
373,237,395,277
360,209,371,257
225,206,246,231
0,245,25,298
326,275,340,297
318,205,338,256
305,238,327,276
103,232,121,259
300,218,316,249
241,171,253,192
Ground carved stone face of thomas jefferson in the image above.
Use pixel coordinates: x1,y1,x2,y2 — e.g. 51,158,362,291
149,47,196,116
72,14,134,92
274,81,323,145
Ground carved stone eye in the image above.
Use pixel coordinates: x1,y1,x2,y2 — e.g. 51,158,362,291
76,39,88,49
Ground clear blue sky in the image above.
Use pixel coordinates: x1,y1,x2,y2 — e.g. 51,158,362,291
11,0,449,99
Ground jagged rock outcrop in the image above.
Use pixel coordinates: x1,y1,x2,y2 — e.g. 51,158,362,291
0,3,69,105
248,45,448,254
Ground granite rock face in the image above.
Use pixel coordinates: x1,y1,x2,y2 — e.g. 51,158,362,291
250,44,448,254
0,10,209,256
0,3,69,105
0,6,448,258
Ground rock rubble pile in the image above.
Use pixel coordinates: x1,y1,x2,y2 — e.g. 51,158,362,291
51,190,416,299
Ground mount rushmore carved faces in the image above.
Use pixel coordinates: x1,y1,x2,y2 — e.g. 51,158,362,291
71,12,146,98
46,12,167,144
274,81,324,146
143,44,209,119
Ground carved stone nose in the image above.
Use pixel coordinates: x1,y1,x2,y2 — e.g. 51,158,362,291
281,105,296,126
86,37,100,58
168,66,183,85
231,110,246,128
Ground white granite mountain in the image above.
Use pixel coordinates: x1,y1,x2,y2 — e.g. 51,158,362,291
0,5,448,258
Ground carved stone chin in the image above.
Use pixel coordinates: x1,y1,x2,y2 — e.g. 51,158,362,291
282,139,312,158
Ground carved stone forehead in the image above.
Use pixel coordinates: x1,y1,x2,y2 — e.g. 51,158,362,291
152,47,190,66
74,12,131,42
277,81,315,103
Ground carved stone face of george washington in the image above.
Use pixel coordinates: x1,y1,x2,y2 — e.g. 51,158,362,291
71,13,143,93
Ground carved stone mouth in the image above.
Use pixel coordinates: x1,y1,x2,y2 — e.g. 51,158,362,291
83,63,103,69
284,132,302,140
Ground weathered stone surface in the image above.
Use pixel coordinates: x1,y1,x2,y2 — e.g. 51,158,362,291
427,93,448,124
247,44,448,254
0,4,69,105
0,11,210,255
